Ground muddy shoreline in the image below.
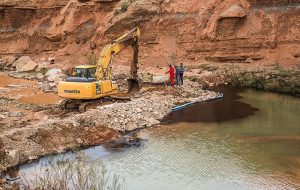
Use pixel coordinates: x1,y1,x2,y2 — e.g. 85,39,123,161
0,62,299,189
0,71,221,188
15,87,300,189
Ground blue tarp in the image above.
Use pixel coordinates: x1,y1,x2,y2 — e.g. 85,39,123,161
171,93,224,111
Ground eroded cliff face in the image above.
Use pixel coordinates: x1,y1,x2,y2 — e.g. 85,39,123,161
0,0,299,68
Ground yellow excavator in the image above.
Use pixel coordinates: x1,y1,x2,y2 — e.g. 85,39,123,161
58,28,140,111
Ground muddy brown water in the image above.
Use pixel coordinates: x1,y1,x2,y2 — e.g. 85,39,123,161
18,87,300,189
17,92,62,105
0,73,61,105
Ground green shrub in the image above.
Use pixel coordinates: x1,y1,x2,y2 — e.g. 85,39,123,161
86,54,97,65
114,0,135,15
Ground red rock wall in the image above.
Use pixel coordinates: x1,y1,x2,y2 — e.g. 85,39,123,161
0,0,299,67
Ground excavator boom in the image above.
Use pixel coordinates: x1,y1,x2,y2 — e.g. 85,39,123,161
95,28,140,84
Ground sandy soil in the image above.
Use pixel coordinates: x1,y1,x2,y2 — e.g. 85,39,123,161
0,72,120,177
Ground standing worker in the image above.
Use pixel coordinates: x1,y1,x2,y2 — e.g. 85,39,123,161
175,65,181,86
179,63,185,85
168,64,175,87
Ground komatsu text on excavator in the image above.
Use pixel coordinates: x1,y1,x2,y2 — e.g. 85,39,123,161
57,28,140,111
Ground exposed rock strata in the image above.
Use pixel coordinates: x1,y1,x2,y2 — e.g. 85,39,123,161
0,0,298,67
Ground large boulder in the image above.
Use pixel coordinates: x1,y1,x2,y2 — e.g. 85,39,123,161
45,68,64,82
3,56,17,68
152,75,169,83
13,56,38,72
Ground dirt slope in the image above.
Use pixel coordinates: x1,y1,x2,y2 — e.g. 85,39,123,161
0,0,299,68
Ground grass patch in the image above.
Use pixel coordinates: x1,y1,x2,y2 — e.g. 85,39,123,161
114,0,136,15
186,76,198,82
142,73,153,82
20,153,125,190
197,64,218,71
86,54,97,65
229,69,300,96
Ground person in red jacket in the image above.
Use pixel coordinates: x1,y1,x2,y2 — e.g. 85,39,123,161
169,64,175,87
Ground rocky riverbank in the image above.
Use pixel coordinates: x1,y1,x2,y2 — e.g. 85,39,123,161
0,54,298,189
0,68,221,189
182,62,300,97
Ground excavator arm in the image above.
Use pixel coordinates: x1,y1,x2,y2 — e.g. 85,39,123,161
95,28,140,83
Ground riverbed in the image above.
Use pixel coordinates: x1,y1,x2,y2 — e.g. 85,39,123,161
18,87,300,189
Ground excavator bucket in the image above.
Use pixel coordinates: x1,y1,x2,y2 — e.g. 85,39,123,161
127,79,140,93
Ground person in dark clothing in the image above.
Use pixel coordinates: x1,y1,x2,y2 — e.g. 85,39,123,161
175,65,181,86
179,63,184,85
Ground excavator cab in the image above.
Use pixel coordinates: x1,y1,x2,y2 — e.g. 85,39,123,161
66,65,97,82
71,67,96,78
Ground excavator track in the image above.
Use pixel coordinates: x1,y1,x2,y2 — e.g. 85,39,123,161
59,99,83,110
59,95,131,113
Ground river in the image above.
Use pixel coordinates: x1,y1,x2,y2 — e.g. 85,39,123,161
18,87,300,189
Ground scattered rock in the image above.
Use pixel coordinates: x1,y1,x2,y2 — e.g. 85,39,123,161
104,136,144,149
36,61,49,72
49,83,56,88
245,58,254,63
3,56,16,68
44,33,62,42
135,108,142,113
45,68,63,82
0,115,5,120
13,56,38,72
56,146,65,153
90,42,97,50
28,156,38,160
36,73,44,81
76,138,83,144
0,62,6,70
49,58,55,64
7,150,19,165
7,84,22,88
152,75,169,83
96,81,220,131
8,72,28,79
9,111,24,117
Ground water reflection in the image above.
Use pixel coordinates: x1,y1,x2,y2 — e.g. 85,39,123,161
164,86,258,123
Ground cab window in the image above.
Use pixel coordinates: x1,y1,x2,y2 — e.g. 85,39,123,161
72,68,96,78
